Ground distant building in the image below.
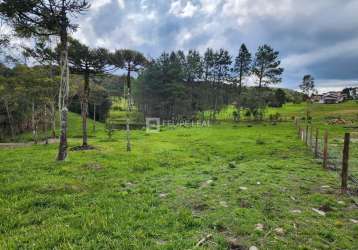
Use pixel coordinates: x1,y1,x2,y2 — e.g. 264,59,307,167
311,94,323,103
311,91,348,104
321,91,345,104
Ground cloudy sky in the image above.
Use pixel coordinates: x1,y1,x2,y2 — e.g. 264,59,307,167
72,0,358,92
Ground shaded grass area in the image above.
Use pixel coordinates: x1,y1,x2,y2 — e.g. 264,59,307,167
1,123,358,249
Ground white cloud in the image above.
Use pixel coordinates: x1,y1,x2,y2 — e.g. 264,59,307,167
169,0,198,18
314,80,358,93
200,0,222,14
140,0,149,9
117,0,125,9
91,0,111,10
222,0,292,26
176,29,192,47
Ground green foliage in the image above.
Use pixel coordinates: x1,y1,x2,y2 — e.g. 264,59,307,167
0,0,90,37
0,64,58,139
68,38,109,76
69,81,112,122
135,50,236,119
299,74,316,98
252,44,284,88
233,43,252,90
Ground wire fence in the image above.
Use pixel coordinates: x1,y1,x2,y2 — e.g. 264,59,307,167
295,121,358,199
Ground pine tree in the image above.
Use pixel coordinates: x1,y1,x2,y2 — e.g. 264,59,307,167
233,43,251,95
253,45,284,89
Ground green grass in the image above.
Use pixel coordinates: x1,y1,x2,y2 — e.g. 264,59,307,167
206,101,358,123
109,97,144,125
1,113,358,249
10,112,106,143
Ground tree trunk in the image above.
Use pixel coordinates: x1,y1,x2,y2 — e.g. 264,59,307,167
3,98,15,140
32,101,38,144
93,105,96,133
51,101,56,138
57,25,70,161
50,56,56,139
239,64,243,94
81,71,90,147
126,65,132,152
44,104,48,145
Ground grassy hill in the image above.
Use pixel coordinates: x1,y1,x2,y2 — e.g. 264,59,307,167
208,101,358,123
10,112,106,143
108,97,145,129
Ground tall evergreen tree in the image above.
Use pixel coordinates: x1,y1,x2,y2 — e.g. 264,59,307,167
233,43,251,94
109,49,147,152
252,45,283,89
0,0,90,161
184,50,202,83
212,49,231,117
67,38,109,148
203,48,215,82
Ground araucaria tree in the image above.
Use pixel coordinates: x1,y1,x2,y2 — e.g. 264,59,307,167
109,49,147,152
68,39,108,148
252,45,283,89
0,0,90,161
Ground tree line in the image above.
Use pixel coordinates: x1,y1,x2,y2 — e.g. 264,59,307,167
135,44,287,120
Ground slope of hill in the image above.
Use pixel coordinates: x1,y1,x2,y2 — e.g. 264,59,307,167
7,112,105,143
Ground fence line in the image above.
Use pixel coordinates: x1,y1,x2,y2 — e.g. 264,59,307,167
294,120,357,199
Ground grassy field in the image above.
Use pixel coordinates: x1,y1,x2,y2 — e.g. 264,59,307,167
1,102,358,249
1,116,358,249
211,101,358,121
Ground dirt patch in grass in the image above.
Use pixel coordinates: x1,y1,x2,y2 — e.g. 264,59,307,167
82,162,103,171
70,145,96,151
319,204,334,212
228,238,246,250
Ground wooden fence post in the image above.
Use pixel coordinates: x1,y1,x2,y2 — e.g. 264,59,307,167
298,126,301,139
341,133,350,194
315,128,319,158
323,130,328,169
